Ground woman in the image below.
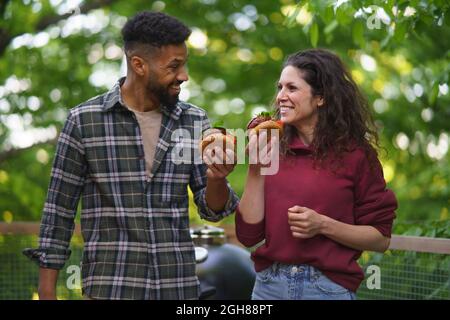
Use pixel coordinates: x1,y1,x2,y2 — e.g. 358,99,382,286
235,49,397,300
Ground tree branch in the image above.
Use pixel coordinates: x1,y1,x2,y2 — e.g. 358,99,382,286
36,0,116,30
0,0,10,17
0,28,11,57
0,0,117,56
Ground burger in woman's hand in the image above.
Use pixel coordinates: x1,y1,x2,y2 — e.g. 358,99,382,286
246,112,284,141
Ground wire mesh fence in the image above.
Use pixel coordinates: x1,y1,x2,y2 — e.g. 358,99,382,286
357,250,449,299
0,234,83,300
0,233,449,300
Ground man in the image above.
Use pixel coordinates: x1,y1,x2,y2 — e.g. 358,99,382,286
24,11,239,300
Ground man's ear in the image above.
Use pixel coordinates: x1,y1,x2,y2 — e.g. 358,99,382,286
129,55,147,77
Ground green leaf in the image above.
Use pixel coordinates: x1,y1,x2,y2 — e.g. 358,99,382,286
352,21,365,48
394,21,408,42
256,111,273,118
420,14,434,26
322,6,335,25
324,20,338,34
335,3,355,25
212,119,225,128
397,2,409,11
425,229,436,237
284,4,302,28
428,82,439,106
380,33,392,49
404,227,423,237
310,22,319,47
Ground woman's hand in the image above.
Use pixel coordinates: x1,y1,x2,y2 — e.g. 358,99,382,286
246,130,278,174
288,206,391,251
287,206,326,239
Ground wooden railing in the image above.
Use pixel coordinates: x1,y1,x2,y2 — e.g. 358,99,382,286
1,222,449,254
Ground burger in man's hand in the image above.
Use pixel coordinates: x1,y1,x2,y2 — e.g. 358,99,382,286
199,121,236,164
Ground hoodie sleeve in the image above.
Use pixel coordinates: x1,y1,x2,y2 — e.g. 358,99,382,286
353,151,397,237
235,205,266,248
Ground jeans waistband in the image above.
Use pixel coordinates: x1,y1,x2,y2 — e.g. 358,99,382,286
270,262,322,280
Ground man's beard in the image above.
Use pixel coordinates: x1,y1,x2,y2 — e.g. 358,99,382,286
147,79,180,109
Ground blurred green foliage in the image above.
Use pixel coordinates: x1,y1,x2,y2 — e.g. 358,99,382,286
0,0,448,231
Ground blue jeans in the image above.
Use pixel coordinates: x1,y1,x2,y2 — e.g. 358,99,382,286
251,263,356,300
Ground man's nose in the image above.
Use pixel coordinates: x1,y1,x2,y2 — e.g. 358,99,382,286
177,66,189,82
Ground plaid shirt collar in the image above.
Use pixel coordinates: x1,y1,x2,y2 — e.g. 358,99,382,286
102,77,187,121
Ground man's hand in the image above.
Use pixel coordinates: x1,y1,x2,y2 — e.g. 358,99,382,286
203,147,236,179
38,267,59,300
287,206,326,239
38,290,57,300
203,147,235,212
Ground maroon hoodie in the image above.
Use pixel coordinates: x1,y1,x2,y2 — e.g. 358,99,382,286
235,136,397,292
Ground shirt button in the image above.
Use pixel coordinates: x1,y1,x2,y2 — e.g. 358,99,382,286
291,266,298,274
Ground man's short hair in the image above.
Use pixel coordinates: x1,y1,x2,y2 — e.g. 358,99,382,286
122,11,191,55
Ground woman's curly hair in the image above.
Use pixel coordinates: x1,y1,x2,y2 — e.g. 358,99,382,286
275,49,380,168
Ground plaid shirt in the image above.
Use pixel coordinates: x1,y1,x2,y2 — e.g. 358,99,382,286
24,78,239,300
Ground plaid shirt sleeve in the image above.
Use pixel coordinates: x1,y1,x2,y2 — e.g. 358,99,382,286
23,111,86,269
189,113,239,222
